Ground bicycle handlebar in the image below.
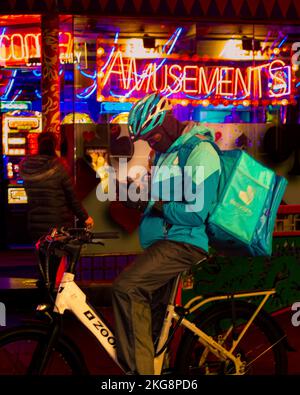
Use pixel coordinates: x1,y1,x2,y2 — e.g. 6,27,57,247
89,232,120,239
36,228,121,288
41,227,120,247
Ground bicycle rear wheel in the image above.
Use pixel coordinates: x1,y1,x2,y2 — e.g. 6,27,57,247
0,325,87,375
175,301,288,375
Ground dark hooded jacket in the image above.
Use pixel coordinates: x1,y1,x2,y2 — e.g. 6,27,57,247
20,155,88,242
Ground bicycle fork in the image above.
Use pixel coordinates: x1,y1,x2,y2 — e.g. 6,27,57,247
27,313,62,375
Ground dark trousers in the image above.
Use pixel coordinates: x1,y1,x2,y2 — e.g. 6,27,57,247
112,240,207,374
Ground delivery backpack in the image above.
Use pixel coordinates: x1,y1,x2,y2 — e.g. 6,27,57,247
178,135,288,257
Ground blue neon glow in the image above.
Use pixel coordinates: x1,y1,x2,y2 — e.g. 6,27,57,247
1,70,17,100
270,34,288,60
76,81,97,99
33,70,41,77
0,27,6,46
11,89,22,103
100,101,133,113
35,89,42,99
76,65,96,79
278,35,288,48
100,32,120,73
75,32,119,99
33,70,62,98
111,27,183,99
101,48,115,73
270,33,283,50
76,28,182,100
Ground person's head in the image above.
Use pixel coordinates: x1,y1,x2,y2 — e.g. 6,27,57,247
38,132,57,156
128,92,184,153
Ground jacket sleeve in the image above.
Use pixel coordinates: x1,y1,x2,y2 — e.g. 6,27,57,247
162,142,220,226
60,163,88,223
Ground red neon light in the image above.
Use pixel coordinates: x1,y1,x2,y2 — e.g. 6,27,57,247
199,67,219,95
234,67,250,97
135,63,154,92
168,64,182,93
0,31,73,65
97,50,292,102
219,67,234,96
183,65,198,94
268,60,291,97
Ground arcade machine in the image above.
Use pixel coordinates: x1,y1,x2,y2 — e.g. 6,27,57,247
61,111,150,254
1,110,42,247
60,113,110,200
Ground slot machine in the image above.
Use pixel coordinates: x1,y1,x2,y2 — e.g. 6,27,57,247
60,118,110,201
2,110,42,247
61,111,151,254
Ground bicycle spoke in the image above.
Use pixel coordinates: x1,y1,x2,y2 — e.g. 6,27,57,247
176,301,287,375
0,332,76,375
243,335,287,374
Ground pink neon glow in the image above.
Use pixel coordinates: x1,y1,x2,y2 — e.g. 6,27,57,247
97,50,292,101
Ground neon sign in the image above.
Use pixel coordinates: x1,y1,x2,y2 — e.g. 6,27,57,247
0,31,87,67
0,101,31,111
269,65,291,97
97,50,292,104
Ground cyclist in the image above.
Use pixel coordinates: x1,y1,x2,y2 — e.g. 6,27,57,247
112,92,221,375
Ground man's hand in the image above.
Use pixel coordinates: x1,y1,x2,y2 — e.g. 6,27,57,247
116,176,150,212
85,216,94,229
151,200,165,216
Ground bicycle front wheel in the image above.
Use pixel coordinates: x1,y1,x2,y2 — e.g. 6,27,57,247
0,325,87,375
176,301,288,375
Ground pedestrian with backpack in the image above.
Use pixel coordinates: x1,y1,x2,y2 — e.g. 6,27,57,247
20,132,94,289
20,132,94,242
111,92,221,375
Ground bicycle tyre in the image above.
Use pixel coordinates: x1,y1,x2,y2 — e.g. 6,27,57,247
0,324,88,375
175,300,288,375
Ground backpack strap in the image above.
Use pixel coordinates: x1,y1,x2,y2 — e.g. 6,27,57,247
177,135,223,216
178,134,218,168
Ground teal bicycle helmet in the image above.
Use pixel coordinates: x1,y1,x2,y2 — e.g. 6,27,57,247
128,93,172,141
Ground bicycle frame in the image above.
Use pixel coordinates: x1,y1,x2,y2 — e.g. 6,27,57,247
52,271,181,374
51,270,278,375
165,288,277,375
53,272,122,370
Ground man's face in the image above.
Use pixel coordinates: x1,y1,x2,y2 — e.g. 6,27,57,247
131,112,182,153
146,132,163,148
140,125,172,153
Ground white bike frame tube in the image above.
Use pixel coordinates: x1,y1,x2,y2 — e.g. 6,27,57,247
54,272,123,371
173,312,244,374
153,304,176,375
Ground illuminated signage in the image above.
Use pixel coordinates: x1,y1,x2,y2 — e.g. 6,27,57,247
0,31,87,67
7,117,40,130
269,65,291,97
2,111,42,156
8,137,26,145
100,101,133,113
97,50,292,104
0,101,32,111
8,187,27,204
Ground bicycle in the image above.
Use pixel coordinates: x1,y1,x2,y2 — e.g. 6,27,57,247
0,227,289,375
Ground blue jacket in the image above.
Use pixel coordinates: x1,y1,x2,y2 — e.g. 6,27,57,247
139,122,221,252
